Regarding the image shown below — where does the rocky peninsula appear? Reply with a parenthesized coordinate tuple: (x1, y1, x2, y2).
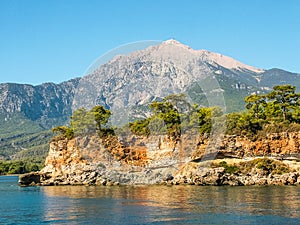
(19, 131, 300, 186)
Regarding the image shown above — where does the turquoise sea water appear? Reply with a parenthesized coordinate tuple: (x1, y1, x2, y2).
(1, 176, 300, 224)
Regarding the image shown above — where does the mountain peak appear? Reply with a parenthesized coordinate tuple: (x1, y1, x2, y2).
(163, 39, 183, 45)
(161, 39, 192, 50)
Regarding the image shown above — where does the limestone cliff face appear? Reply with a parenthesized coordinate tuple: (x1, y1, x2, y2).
(190, 132, 300, 160)
(38, 135, 181, 185)
(19, 132, 300, 186)
(219, 132, 300, 158)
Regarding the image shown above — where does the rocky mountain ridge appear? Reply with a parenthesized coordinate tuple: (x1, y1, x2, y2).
(0, 78, 80, 127)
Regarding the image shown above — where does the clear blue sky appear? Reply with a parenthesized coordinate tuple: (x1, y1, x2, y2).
(1, 0, 299, 85)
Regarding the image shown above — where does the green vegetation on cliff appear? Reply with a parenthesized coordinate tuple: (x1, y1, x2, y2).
(129, 94, 223, 137)
(52, 105, 113, 140)
(129, 85, 300, 139)
(216, 158, 291, 175)
(52, 84, 300, 142)
(226, 84, 300, 138)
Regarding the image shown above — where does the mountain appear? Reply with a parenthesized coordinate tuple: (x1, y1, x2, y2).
(0, 79, 79, 160)
(0, 79, 80, 126)
(73, 39, 300, 118)
(1, 39, 300, 160)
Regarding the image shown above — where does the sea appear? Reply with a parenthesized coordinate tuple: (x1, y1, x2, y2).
(1, 176, 300, 225)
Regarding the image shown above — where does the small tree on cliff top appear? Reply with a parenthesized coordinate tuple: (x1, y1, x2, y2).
(69, 106, 111, 136)
(150, 99, 181, 137)
(92, 105, 111, 131)
(267, 85, 300, 121)
(244, 94, 266, 119)
(70, 108, 94, 134)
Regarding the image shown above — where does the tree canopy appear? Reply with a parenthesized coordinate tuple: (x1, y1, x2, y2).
(130, 94, 223, 138)
(52, 84, 300, 141)
(267, 84, 300, 120)
(52, 105, 112, 139)
(243, 84, 300, 122)
(227, 84, 300, 137)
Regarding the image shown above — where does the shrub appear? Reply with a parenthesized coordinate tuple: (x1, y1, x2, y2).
(240, 158, 291, 175)
(218, 161, 240, 174)
(129, 119, 150, 136)
(52, 126, 74, 140)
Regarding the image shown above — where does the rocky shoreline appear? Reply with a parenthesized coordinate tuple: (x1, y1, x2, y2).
(19, 132, 300, 187)
(19, 160, 300, 187)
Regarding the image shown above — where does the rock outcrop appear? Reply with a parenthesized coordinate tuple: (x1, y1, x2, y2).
(170, 162, 300, 186)
(19, 172, 41, 186)
(19, 132, 300, 186)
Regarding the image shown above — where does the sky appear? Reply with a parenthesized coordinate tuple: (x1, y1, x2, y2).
(0, 0, 300, 85)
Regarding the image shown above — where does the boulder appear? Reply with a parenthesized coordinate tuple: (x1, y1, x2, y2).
(19, 172, 41, 186)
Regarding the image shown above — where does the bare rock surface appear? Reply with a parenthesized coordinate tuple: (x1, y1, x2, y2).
(19, 132, 300, 186)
